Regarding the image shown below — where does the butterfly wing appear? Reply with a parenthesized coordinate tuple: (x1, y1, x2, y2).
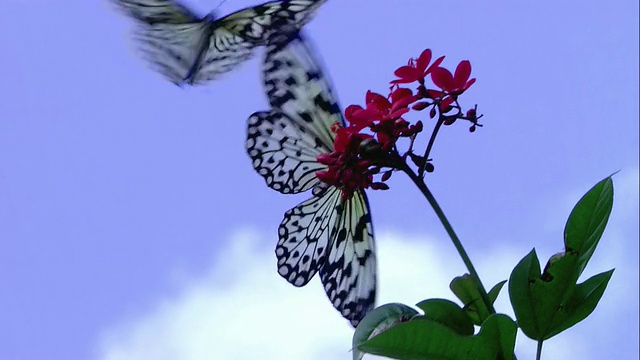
(191, 1, 327, 84)
(113, 0, 217, 84)
(319, 189, 376, 327)
(277, 186, 341, 286)
(262, 31, 344, 132)
(187, 27, 256, 85)
(111, 0, 200, 24)
(218, 0, 327, 43)
(246, 32, 341, 193)
(133, 22, 212, 84)
(248, 32, 377, 326)
(246, 111, 331, 194)
(278, 186, 376, 327)
(114, 0, 325, 85)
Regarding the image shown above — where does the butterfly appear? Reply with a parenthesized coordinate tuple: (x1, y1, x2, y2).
(245, 31, 376, 327)
(111, 0, 325, 85)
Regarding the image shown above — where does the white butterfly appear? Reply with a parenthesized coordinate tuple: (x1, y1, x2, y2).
(246, 32, 376, 326)
(112, 0, 325, 85)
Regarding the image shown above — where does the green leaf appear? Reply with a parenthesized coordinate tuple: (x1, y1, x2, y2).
(352, 303, 418, 360)
(509, 249, 614, 340)
(564, 176, 614, 276)
(509, 250, 575, 339)
(416, 299, 474, 336)
(450, 274, 490, 325)
(508, 249, 543, 338)
(543, 269, 614, 338)
(488, 280, 507, 304)
(357, 314, 517, 360)
(509, 177, 616, 340)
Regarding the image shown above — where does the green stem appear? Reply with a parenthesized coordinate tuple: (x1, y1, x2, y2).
(536, 340, 543, 360)
(417, 118, 444, 177)
(400, 161, 495, 314)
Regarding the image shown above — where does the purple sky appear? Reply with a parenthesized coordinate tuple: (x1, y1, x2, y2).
(1, 0, 638, 359)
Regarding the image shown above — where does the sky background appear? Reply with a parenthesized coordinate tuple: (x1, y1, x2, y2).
(1, 0, 638, 359)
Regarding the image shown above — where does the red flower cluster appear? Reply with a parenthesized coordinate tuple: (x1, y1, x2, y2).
(345, 89, 423, 151)
(315, 48, 479, 200)
(316, 124, 387, 201)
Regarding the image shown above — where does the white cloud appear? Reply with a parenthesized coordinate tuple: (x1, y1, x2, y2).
(95, 192, 638, 360)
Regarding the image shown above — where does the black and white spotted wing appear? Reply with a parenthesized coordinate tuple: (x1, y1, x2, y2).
(246, 111, 332, 194)
(246, 32, 376, 326)
(318, 189, 375, 326)
(277, 186, 376, 326)
(112, 0, 326, 85)
(111, 0, 199, 24)
(246, 32, 342, 194)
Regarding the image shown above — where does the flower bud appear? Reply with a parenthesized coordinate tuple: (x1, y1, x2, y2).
(370, 182, 390, 190)
(466, 108, 477, 119)
(425, 162, 435, 173)
(412, 101, 430, 111)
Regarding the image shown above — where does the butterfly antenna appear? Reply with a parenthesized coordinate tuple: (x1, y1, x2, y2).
(211, 0, 228, 13)
(204, 0, 227, 20)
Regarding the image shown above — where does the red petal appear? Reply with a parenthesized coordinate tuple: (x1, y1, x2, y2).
(425, 56, 445, 75)
(416, 49, 432, 72)
(453, 61, 472, 88)
(431, 67, 453, 91)
(367, 91, 389, 107)
(388, 107, 410, 119)
(346, 108, 378, 128)
(364, 90, 375, 103)
(344, 104, 364, 122)
(390, 89, 415, 112)
(399, 94, 418, 108)
(393, 66, 421, 82)
(333, 128, 352, 152)
(390, 87, 413, 102)
(464, 78, 476, 90)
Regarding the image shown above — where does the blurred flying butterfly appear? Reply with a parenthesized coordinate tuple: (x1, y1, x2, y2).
(245, 31, 377, 326)
(111, 0, 325, 85)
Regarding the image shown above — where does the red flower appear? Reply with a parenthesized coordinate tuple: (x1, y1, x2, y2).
(332, 124, 372, 152)
(372, 118, 423, 151)
(431, 60, 476, 95)
(392, 49, 445, 84)
(345, 89, 415, 128)
(315, 124, 373, 200)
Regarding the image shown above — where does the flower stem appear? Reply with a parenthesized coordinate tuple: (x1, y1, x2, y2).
(417, 118, 444, 177)
(400, 161, 495, 314)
